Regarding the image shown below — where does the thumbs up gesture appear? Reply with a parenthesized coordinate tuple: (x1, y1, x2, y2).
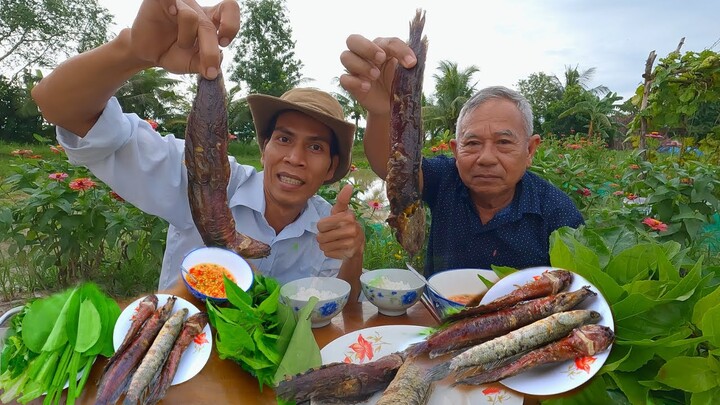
(316, 184, 365, 260)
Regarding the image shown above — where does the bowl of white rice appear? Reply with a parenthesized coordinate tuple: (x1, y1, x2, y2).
(359, 268, 425, 316)
(280, 277, 351, 328)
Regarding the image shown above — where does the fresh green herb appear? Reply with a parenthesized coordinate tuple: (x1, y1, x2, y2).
(476, 273, 496, 289)
(207, 274, 321, 391)
(0, 282, 120, 405)
(542, 225, 720, 404)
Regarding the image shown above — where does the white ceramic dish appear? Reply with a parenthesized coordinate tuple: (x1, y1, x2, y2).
(360, 268, 425, 316)
(113, 294, 212, 385)
(424, 268, 499, 317)
(480, 266, 614, 396)
(181, 246, 254, 303)
(280, 277, 351, 328)
(319, 325, 524, 405)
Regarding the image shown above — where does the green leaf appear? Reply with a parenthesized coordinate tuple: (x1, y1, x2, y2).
(656, 356, 718, 393)
(605, 244, 654, 285)
(692, 388, 720, 405)
(700, 304, 720, 346)
(21, 288, 74, 353)
(489, 265, 518, 278)
(274, 302, 297, 357)
(257, 284, 281, 315)
(74, 299, 101, 353)
(540, 376, 613, 404)
(273, 297, 321, 385)
(225, 274, 253, 309)
(608, 371, 650, 405)
(693, 285, 720, 328)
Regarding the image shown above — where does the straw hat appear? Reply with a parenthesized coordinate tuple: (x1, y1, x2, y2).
(247, 88, 355, 184)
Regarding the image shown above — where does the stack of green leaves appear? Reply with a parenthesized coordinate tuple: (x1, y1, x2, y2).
(0, 282, 120, 404)
(206, 274, 321, 391)
(529, 225, 720, 405)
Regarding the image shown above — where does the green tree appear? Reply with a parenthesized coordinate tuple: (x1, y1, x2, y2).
(114, 68, 187, 128)
(0, 71, 48, 143)
(0, 0, 112, 79)
(423, 60, 479, 139)
(517, 72, 563, 133)
(230, 0, 303, 96)
(628, 49, 720, 143)
(228, 0, 303, 141)
(559, 92, 623, 139)
(557, 64, 609, 96)
(332, 78, 366, 142)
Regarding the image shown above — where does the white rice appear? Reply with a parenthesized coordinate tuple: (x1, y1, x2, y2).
(291, 287, 338, 301)
(375, 276, 411, 290)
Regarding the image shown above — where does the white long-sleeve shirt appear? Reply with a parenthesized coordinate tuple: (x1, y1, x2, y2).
(57, 98, 341, 290)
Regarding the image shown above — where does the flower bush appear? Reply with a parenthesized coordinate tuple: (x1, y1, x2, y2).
(0, 152, 168, 296)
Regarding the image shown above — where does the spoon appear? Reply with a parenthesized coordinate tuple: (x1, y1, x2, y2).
(182, 267, 199, 284)
(405, 262, 441, 296)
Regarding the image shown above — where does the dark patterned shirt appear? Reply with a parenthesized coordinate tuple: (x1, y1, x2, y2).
(421, 155, 584, 276)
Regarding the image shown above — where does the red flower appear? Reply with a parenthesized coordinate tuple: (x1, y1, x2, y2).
(348, 334, 374, 361)
(343, 356, 352, 364)
(630, 164, 640, 170)
(48, 172, 69, 181)
(482, 386, 502, 395)
(626, 193, 638, 201)
(368, 200, 382, 210)
(646, 132, 663, 139)
(567, 143, 582, 150)
(643, 217, 668, 232)
(10, 149, 33, 157)
(69, 177, 97, 191)
(574, 356, 597, 373)
(228, 133, 237, 140)
(109, 191, 125, 202)
(145, 119, 159, 130)
(438, 143, 449, 150)
(29, 155, 42, 159)
(577, 188, 591, 197)
(431, 146, 439, 152)
(49, 145, 65, 154)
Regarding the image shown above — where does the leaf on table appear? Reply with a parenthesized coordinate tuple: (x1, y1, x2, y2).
(273, 297, 321, 385)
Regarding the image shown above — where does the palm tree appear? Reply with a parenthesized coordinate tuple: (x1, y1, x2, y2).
(559, 92, 623, 138)
(423, 60, 479, 139)
(115, 68, 185, 123)
(333, 78, 367, 142)
(556, 65, 610, 96)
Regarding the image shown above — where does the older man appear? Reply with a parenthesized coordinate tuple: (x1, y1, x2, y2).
(31, 0, 365, 297)
(340, 35, 583, 275)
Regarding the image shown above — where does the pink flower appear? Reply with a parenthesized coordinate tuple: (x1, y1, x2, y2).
(69, 177, 97, 191)
(368, 200, 382, 210)
(626, 193, 638, 201)
(613, 190, 624, 196)
(646, 132, 663, 139)
(228, 133, 237, 140)
(349, 164, 358, 172)
(49, 145, 65, 154)
(48, 172, 69, 181)
(577, 188, 591, 197)
(643, 217, 668, 232)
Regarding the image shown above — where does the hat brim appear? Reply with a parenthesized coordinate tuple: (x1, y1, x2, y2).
(247, 94, 355, 184)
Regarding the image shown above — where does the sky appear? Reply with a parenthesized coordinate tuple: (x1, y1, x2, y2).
(98, 0, 720, 102)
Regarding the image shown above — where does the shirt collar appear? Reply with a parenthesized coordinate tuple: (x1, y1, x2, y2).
(457, 170, 542, 218)
(227, 171, 323, 236)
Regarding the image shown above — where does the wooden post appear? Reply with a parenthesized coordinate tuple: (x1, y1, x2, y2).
(639, 50, 657, 155)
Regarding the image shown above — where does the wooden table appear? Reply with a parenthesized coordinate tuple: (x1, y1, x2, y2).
(71, 283, 440, 405)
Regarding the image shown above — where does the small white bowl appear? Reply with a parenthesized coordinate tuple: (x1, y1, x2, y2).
(181, 246, 254, 303)
(360, 268, 425, 316)
(280, 277, 351, 328)
(426, 268, 499, 316)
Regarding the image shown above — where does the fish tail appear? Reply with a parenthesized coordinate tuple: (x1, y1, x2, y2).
(426, 361, 452, 382)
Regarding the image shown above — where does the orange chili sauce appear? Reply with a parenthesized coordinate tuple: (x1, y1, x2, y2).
(448, 294, 476, 305)
(187, 263, 237, 298)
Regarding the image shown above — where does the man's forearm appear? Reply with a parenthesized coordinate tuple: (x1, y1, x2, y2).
(363, 112, 392, 180)
(31, 29, 152, 137)
(337, 253, 364, 303)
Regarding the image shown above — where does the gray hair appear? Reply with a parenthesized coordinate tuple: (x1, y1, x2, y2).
(455, 86, 534, 139)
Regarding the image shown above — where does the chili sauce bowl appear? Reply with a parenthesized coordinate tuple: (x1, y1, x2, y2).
(181, 246, 254, 304)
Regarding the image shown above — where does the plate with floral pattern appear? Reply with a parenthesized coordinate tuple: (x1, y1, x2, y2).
(320, 325, 524, 405)
(480, 267, 615, 396)
(113, 294, 212, 385)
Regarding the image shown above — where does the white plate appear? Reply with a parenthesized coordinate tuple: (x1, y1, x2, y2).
(113, 294, 212, 385)
(320, 325, 523, 405)
(480, 267, 615, 396)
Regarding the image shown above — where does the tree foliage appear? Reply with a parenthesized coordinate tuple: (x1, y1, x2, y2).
(0, 71, 48, 143)
(228, 0, 303, 141)
(629, 49, 720, 142)
(230, 0, 303, 96)
(0, 0, 113, 79)
(114, 68, 187, 130)
(423, 60, 479, 139)
(517, 72, 563, 132)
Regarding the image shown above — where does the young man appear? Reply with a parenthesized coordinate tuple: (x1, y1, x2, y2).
(339, 34, 583, 275)
(31, 0, 364, 297)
